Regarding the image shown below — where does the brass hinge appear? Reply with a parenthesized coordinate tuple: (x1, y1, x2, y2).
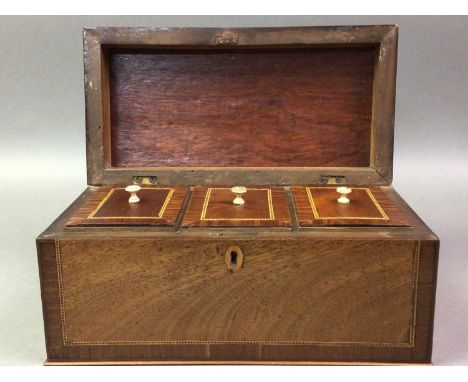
(133, 176, 158, 185)
(321, 175, 346, 185)
(215, 32, 239, 45)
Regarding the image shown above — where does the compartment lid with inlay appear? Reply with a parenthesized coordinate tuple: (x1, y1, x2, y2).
(182, 186, 291, 228)
(66, 186, 188, 227)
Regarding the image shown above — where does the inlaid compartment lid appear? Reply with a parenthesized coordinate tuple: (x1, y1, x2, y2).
(292, 186, 410, 227)
(84, 26, 398, 186)
(67, 186, 188, 227)
(182, 186, 291, 227)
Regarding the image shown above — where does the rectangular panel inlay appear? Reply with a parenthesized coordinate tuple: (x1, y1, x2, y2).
(201, 188, 274, 221)
(66, 186, 188, 227)
(89, 188, 174, 219)
(183, 187, 291, 227)
(55, 239, 420, 346)
(306, 187, 388, 220)
(292, 186, 411, 227)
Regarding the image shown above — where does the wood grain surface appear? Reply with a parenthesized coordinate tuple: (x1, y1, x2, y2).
(55, 239, 418, 346)
(66, 186, 188, 226)
(183, 187, 291, 227)
(292, 186, 410, 227)
(108, 48, 374, 168)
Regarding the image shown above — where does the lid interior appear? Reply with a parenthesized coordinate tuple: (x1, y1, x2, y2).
(84, 27, 398, 185)
(107, 47, 375, 169)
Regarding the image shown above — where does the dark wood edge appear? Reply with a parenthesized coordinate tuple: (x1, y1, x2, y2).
(89, 167, 387, 187)
(83, 25, 398, 186)
(285, 187, 300, 231)
(371, 26, 398, 183)
(83, 30, 104, 186)
(411, 239, 439, 363)
(36, 240, 55, 361)
(420, 239, 440, 362)
(84, 25, 397, 46)
(175, 187, 193, 231)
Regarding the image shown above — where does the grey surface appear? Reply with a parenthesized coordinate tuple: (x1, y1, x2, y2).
(0, 16, 466, 365)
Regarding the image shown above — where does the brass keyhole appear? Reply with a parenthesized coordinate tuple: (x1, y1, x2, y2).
(225, 245, 243, 271)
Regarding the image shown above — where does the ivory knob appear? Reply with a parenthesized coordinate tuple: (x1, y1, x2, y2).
(336, 187, 352, 204)
(125, 184, 142, 204)
(231, 186, 247, 205)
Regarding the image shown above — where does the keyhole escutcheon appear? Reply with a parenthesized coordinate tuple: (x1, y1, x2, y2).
(225, 245, 244, 271)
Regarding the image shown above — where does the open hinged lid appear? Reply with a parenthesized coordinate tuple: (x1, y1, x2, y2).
(83, 25, 398, 186)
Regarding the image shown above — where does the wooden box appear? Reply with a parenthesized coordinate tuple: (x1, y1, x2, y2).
(37, 26, 439, 365)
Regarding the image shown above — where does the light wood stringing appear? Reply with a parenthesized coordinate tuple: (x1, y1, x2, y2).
(55, 238, 420, 347)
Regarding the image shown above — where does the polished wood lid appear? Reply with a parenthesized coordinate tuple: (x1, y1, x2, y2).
(84, 26, 398, 186)
(183, 186, 291, 227)
(292, 186, 410, 227)
(66, 186, 187, 226)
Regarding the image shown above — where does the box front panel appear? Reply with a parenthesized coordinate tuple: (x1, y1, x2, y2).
(54, 238, 418, 349)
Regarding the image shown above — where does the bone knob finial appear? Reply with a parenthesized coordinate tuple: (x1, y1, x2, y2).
(231, 186, 247, 205)
(336, 187, 352, 204)
(125, 184, 142, 204)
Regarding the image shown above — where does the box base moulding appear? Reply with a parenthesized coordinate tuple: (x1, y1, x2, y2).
(44, 359, 432, 366)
